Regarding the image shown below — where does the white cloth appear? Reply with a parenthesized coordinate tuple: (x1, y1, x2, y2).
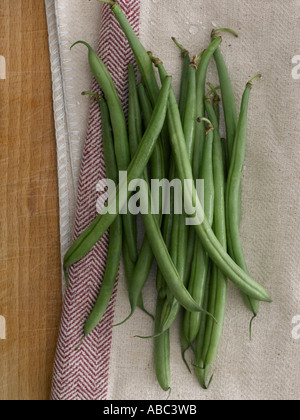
(46, 0, 300, 400)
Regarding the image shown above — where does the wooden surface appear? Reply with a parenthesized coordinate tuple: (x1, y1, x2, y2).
(0, 1, 62, 400)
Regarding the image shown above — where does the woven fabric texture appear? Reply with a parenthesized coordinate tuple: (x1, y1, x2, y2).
(46, 0, 300, 400)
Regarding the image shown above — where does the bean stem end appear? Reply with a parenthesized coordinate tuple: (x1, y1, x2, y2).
(211, 28, 238, 39)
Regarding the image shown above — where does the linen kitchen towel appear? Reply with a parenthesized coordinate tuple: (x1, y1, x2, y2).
(46, 0, 300, 400)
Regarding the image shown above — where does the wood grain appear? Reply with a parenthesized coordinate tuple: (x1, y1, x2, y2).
(0, 0, 62, 400)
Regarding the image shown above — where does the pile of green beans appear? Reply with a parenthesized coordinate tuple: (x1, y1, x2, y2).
(67, 0, 271, 391)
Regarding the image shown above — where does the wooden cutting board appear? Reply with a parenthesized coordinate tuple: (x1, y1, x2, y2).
(0, 1, 62, 400)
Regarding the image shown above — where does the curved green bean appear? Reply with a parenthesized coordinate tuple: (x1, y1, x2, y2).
(226, 75, 262, 319)
(122, 238, 154, 321)
(84, 96, 122, 337)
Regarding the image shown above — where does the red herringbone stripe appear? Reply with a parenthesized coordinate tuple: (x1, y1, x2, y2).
(51, 0, 141, 401)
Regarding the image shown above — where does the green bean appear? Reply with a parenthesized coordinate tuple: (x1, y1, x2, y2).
(195, 99, 228, 388)
(193, 37, 222, 179)
(123, 80, 165, 321)
(101, 1, 160, 104)
(160, 225, 186, 330)
(72, 41, 137, 265)
(159, 210, 182, 328)
(192, 264, 211, 378)
(137, 83, 165, 184)
(84, 220, 122, 336)
(183, 56, 198, 162)
(211, 28, 238, 164)
(180, 313, 192, 374)
(155, 40, 190, 321)
(195, 265, 218, 388)
(183, 120, 215, 344)
(122, 239, 153, 320)
(183, 58, 198, 280)
(172, 37, 190, 120)
(155, 160, 176, 301)
(128, 64, 142, 158)
(160, 207, 186, 332)
(154, 296, 170, 392)
(202, 264, 218, 360)
(207, 83, 221, 126)
(83, 96, 122, 337)
(210, 35, 257, 319)
(149, 56, 270, 303)
(100, 0, 173, 172)
(140, 189, 210, 313)
(226, 75, 262, 320)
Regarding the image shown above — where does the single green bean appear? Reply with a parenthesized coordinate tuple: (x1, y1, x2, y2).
(172, 37, 190, 120)
(182, 59, 198, 282)
(160, 215, 187, 332)
(196, 99, 228, 388)
(183, 57, 198, 162)
(128, 63, 142, 158)
(180, 315, 192, 374)
(193, 264, 212, 375)
(226, 75, 262, 320)
(137, 84, 165, 184)
(84, 96, 122, 337)
(211, 28, 238, 164)
(154, 296, 170, 392)
(122, 239, 153, 321)
(101, 1, 160, 104)
(207, 83, 221, 127)
(196, 264, 218, 387)
(193, 37, 222, 179)
(72, 41, 137, 264)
